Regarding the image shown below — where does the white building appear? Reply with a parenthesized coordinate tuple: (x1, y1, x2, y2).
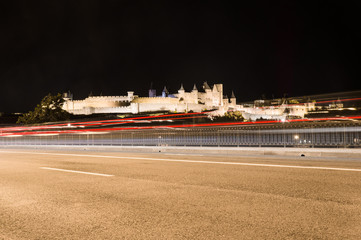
(236, 100, 316, 121)
(62, 82, 316, 120)
(62, 82, 237, 115)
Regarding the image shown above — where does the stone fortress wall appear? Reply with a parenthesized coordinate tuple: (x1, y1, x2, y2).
(62, 82, 315, 120)
(132, 97, 179, 104)
(62, 82, 231, 115)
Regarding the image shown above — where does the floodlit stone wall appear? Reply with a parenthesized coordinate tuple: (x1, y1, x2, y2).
(132, 97, 179, 104)
(62, 83, 234, 115)
(238, 104, 311, 121)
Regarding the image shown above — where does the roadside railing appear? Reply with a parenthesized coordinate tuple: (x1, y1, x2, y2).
(1, 122, 361, 148)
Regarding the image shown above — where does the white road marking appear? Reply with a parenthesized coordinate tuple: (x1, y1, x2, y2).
(40, 167, 114, 177)
(1, 150, 361, 172)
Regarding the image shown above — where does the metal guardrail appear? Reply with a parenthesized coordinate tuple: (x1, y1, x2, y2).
(1, 122, 361, 148)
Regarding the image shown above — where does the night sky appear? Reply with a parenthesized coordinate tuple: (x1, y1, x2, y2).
(1, 0, 360, 113)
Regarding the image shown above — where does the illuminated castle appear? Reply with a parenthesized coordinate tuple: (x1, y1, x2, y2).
(62, 82, 237, 115)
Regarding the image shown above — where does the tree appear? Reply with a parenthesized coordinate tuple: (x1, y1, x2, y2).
(224, 111, 244, 121)
(17, 93, 71, 124)
(211, 111, 245, 122)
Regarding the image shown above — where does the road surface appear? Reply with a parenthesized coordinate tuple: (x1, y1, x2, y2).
(1, 148, 361, 239)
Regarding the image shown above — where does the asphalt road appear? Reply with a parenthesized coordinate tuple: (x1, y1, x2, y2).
(1, 148, 361, 239)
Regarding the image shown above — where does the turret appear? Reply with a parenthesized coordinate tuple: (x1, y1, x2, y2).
(178, 83, 185, 94)
(203, 81, 211, 93)
(212, 83, 223, 106)
(223, 95, 229, 106)
(63, 91, 73, 101)
(162, 86, 169, 97)
(212, 84, 219, 92)
(149, 82, 156, 97)
(149, 89, 156, 97)
(230, 91, 236, 106)
(178, 83, 185, 101)
(127, 91, 134, 100)
(192, 84, 198, 92)
(62, 91, 73, 112)
(192, 84, 198, 104)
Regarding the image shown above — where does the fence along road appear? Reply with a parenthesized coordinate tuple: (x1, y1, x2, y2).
(1, 121, 361, 148)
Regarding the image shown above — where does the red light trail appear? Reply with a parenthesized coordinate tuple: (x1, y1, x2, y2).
(1, 115, 361, 137)
(0, 113, 207, 136)
(255, 96, 361, 109)
(1, 96, 361, 137)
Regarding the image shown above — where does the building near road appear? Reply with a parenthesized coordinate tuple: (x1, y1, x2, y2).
(62, 82, 237, 115)
(239, 103, 315, 121)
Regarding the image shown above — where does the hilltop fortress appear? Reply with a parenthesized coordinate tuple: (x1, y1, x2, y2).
(62, 81, 318, 121)
(62, 82, 237, 115)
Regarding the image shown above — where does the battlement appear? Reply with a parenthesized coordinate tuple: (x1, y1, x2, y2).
(62, 82, 235, 115)
(85, 96, 132, 101)
(132, 97, 179, 104)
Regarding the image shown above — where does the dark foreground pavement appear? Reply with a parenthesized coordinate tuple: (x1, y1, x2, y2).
(1, 148, 361, 239)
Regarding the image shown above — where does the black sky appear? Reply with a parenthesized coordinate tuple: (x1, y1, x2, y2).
(1, 0, 360, 113)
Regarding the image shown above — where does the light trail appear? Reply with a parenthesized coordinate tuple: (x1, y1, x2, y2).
(1, 115, 361, 137)
(255, 96, 361, 109)
(3, 96, 360, 134)
(0, 115, 207, 135)
(66, 111, 207, 126)
(315, 97, 361, 104)
(2, 96, 360, 136)
(0, 112, 207, 134)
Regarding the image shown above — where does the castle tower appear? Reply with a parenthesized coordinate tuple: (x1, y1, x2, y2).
(62, 91, 73, 112)
(203, 82, 212, 106)
(149, 82, 156, 97)
(62, 91, 73, 101)
(178, 83, 185, 100)
(212, 84, 223, 106)
(191, 84, 198, 104)
(212, 84, 219, 92)
(230, 91, 236, 106)
(149, 89, 156, 97)
(192, 84, 198, 91)
(223, 95, 229, 106)
(203, 82, 211, 93)
(162, 86, 169, 97)
(127, 91, 134, 101)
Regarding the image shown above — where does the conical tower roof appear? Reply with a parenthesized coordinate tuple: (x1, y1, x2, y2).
(203, 81, 211, 90)
(179, 83, 184, 91)
(231, 91, 235, 98)
(192, 84, 198, 91)
(212, 84, 219, 92)
(163, 86, 168, 93)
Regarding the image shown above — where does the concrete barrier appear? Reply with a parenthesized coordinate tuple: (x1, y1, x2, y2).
(1, 145, 361, 159)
